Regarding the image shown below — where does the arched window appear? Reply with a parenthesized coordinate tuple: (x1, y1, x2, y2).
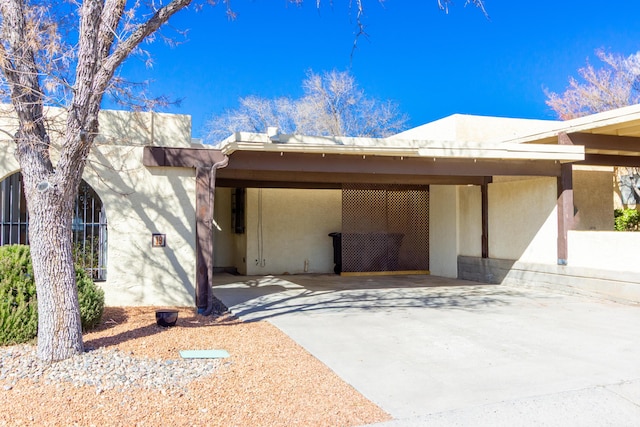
(0, 172, 108, 281)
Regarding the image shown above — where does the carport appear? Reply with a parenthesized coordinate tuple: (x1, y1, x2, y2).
(143, 131, 583, 312)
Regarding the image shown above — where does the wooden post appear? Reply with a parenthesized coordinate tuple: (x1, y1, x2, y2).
(142, 147, 228, 311)
(195, 166, 213, 311)
(481, 177, 491, 258)
(557, 133, 575, 265)
(557, 163, 574, 265)
(195, 155, 228, 312)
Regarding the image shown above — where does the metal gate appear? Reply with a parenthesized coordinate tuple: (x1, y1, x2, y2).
(341, 184, 429, 273)
(0, 172, 108, 281)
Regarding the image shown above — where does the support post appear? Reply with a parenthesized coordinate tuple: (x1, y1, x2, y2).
(194, 154, 229, 312)
(557, 163, 574, 265)
(557, 133, 576, 265)
(195, 166, 213, 311)
(481, 177, 491, 259)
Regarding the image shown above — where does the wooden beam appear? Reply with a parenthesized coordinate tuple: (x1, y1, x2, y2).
(145, 145, 565, 178)
(217, 179, 342, 189)
(579, 154, 640, 167)
(216, 169, 489, 187)
(143, 146, 228, 168)
(222, 151, 564, 178)
(562, 132, 640, 154)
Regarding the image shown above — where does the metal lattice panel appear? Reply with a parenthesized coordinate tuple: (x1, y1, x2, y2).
(342, 184, 429, 273)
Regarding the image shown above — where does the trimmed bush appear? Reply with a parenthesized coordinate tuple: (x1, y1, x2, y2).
(76, 265, 104, 331)
(0, 245, 104, 345)
(614, 208, 640, 231)
(0, 245, 37, 345)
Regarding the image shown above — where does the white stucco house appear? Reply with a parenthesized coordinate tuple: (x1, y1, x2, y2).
(1, 103, 640, 309)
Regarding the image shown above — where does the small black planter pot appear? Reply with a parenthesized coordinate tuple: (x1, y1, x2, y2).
(155, 310, 178, 327)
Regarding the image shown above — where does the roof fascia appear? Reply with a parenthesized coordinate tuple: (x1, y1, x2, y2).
(503, 104, 640, 144)
(221, 139, 584, 162)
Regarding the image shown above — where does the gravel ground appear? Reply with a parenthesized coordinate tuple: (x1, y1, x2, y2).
(0, 307, 390, 426)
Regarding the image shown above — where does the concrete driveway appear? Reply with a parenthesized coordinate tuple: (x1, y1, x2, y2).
(211, 274, 640, 426)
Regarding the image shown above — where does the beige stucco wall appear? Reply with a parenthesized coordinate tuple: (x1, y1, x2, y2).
(429, 185, 458, 277)
(0, 105, 192, 148)
(573, 166, 614, 231)
(395, 114, 560, 143)
(95, 155, 196, 307)
(488, 177, 557, 264)
(568, 230, 640, 273)
(457, 185, 482, 257)
(243, 188, 341, 276)
(0, 107, 198, 307)
(85, 111, 196, 306)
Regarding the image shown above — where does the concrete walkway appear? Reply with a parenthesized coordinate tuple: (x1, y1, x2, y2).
(211, 274, 640, 426)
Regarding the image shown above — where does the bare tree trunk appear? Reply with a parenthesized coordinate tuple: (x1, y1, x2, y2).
(29, 190, 83, 362)
(18, 151, 84, 362)
(1, 0, 192, 362)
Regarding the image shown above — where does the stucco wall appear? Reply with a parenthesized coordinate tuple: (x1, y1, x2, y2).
(244, 188, 341, 275)
(568, 230, 640, 272)
(95, 154, 196, 306)
(457, 185, 482, 257)
(77, 120, 197, 306)
(488, 177, 557, 264)
(573, 166, 614, 231)
(0, 106, 192, 148)
(0, 107, 198, 307)
(395, 114, 559, 143)
(429, 185, 458, 277)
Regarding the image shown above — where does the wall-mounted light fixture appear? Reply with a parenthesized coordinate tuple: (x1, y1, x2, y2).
(152, 233, 166, 247)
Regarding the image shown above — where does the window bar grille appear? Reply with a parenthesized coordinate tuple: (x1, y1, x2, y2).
(9, 176, 14, 244)
(98, 209, 107, 281)
(1, 173, 107, 281)
(1, 174, 27, 246)
(1, 177, 6, 246)
(89, 193, 95, 279)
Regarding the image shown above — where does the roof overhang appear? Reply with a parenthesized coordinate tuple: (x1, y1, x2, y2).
(506, 104, 640, 147)
(212, 133, 584, 189)
(221, 140, 583, 162)
(146, 101, 640, 189)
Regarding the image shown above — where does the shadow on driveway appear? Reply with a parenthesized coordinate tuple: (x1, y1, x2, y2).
(212, 273, 640, 421)
(211, 273, 552, 322)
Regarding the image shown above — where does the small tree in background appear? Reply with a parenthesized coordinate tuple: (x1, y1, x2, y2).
(545, 49, 640, 119)
(206, 70, 409, 142)
(545, 49, 640, 210)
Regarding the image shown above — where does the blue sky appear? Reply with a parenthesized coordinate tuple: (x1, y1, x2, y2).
(115, 1, 640, 140)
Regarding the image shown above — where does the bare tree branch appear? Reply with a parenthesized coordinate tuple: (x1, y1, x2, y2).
(95, 0, 192, 96)
(545, 49, 640, 120)
(206, 69, 408, 142)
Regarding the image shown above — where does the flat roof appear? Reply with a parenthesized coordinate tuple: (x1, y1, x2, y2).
(219, 133, 584, 163)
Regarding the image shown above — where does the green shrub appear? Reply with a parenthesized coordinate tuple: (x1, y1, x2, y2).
(0, 245, 37, 345)
(75, 265, 104, 331)
(0, 245, 104, 345)
(614, 208, 640, 231)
